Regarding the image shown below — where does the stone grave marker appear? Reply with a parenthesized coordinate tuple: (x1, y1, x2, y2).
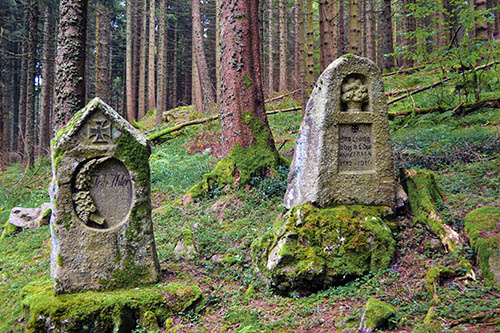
(50, 97, 160, 293)
(284, 55, 395, 208)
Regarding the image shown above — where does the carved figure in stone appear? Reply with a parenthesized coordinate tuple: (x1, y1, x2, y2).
(341, 76, 368, 112)
(73, 158, 107, 227)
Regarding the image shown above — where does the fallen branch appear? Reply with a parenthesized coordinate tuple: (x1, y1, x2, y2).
(388, 97, 500, 119)
(385, 86, 421, 97)
(149, 106, 303, 142)
(387, 61, 498, 105)
(383, 65, 426, 77)
(265, 89, 300, 103)
(448, 307, 500, 328)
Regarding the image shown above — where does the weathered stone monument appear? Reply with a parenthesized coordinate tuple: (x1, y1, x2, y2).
(284, 55, 395, 209)
(252, 56, 396, 293)
(50, 97, 160, 293)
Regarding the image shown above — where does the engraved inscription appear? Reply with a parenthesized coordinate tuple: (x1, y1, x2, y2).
(88, 119, 112, 143)
(338, 124, 374, 172)
(72, 158, 133, 229)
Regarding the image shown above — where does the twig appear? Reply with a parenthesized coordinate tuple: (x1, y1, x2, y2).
(448, 307, 500, 328)
(265, 89, 300, 103)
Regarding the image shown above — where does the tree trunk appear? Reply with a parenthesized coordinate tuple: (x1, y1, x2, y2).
(339, 0, 345, 55)
(348, 0, 361, 55)
(11, 44, 20, 153)
(192, 0, 215, 114)
(149, 0, 157, 119)
(173, 2, 179, 108)
(25, 0, 38, 167)
(402, 0, 415, 67)
(0, 33, 5, 170)
(138, 0, 147, 119)
(268, 0, 274, 94)
(157, 0, 167, 125)
(40, 4, 56, 156)
(18, 40, 27, 157)
(95, 0, 111, 103)
(298, 0, 306, 114)
(278, 0, 287, 92)
(219, 0, 277, 156)
(54, 0, 88, 131)
(474, 0, 488, 40)
(377, 0, 394, 70)
(126, 0, 136, 122)
(293, 1, 299, 90)
(215, 0, 221, 104)
(306, 0, 315, 87)
(366, 0, 375, 61)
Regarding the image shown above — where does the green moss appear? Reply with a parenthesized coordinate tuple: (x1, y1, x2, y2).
(182, 228, 194, 247)
(464, 206, 500, 285)
(114, 131, 150, 189)
(186, 112, 283, 199)
(405, 169, 457, 252)
(56, 254, 64, 267)
(252, 204, 395, 292)
(140, 310, 159, 331)
(39, 207, 51, 227)
(244, 75, 252, 88)
(0, 220, 20, 239)
(362, 298, 396, 330)
(341, 53, 355, 58)
(422, 305, 443, 332)
(22, 279, 202, 332)
(425, 265, 454, 299)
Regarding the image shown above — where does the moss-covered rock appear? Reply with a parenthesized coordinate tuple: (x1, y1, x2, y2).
(22, 279, 203, 332)
(173, 228, 198, 259)
(464, 206, 500, 286)
(185, 112, 287, 199)
(251, 204, 395, 293)
(359, 298, 397, 331)
(425, 265, 455, 301)
(405, 169, 460, 253)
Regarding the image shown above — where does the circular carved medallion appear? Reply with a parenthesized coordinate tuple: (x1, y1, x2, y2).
(72, 157, 133, 229)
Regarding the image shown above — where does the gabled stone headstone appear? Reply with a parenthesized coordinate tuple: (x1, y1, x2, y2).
(284, 55, 395, 208)
(50, 97, 160, 293)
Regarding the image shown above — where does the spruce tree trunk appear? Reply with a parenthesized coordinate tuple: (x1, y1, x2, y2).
(192, 0, 215, 114)
(95, 0, 111, 103)
(157, 0, 167, 124)
(25, 0, 38, 167)
(11, 45, 20, 154)
(402, 0, 415, 67)
(54, 0, 88, 131)
(138, 0, 147, 120)
(268, 0, 274, 94)
(306, 0, 315, 87)
(293, 1, 299, 90)
(381, 0, 394, 70)
(219, 0, 277, 156)
(319, 0, 338, 71)
(18, 41, 27, 156)
(215, 0, 221, 104)
(348, 0, 361, 55)
(0, 36, 5, 170)
(278, 0, 287, 92)
(149, 0, 157, 119)
(339, 0, 345, 55)
(126, 0, 136, 122)
(40, 4, 56, 155)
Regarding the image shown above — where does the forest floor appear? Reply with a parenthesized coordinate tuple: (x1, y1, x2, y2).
(1, 67, 499, 332)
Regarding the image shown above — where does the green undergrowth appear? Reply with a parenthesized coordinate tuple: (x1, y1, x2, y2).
(1, 67, 499, 331)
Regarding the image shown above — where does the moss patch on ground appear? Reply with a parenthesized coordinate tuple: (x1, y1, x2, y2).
(464, 206, 500, 286)
(252, 204, 395, 293)
(22, 279, 203, 332)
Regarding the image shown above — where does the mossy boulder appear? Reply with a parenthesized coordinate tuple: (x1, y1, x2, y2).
(359, 298, 397, 331)
(464, 206, 500, 286)
(22, 279, 203, 332)
(252, 204, 395, 293)
(405, 169, 460, 253)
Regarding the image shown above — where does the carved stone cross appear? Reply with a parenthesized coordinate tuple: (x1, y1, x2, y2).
(89, 119, 111, 143)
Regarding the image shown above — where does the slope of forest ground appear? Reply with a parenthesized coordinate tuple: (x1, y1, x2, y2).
(0, 67, 499, 332)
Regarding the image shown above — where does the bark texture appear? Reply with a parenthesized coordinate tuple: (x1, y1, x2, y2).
(278, 0, 287, 92)
(219, 0, 276, 155)
(348, 0, 361, 55)
(138, 0, 148, 120)
(95, 0, 111, 103)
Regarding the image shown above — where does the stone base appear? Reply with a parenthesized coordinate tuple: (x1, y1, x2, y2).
(22, 279, 203, 332)
(251, 204, 395, 293)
